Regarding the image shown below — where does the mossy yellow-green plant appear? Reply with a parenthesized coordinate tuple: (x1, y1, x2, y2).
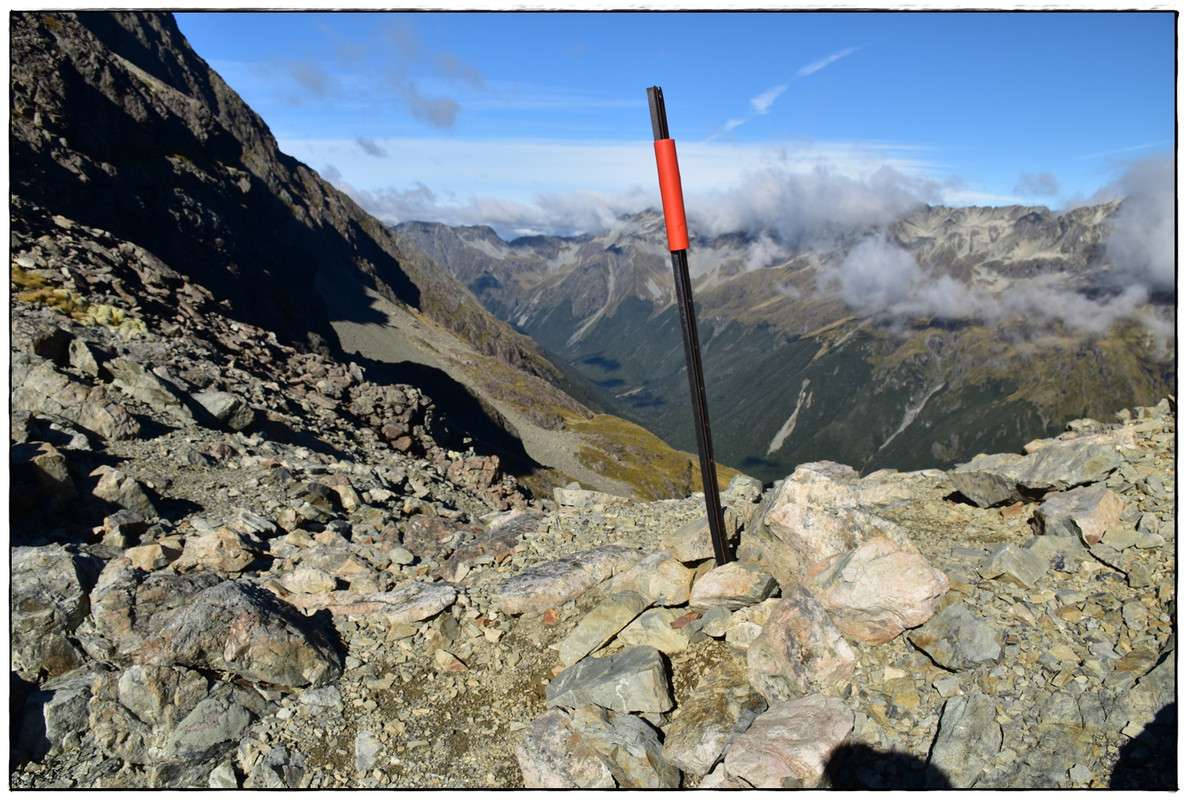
(569, 412, 742, 502)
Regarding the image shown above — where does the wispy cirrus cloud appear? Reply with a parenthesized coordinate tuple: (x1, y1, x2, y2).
(709, 45, 862, 140)
(750, 84, 788, 115)
(796, 45, 859, 77)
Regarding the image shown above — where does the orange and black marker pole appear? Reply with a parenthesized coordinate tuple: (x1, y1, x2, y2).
(647, 85, 732, 566)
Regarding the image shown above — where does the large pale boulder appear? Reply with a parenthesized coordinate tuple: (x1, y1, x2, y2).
(737, 461, 909, 589)
(723, 693, 854, 788)
(801, 536, 949, 644)
(746, 585, 856, 705)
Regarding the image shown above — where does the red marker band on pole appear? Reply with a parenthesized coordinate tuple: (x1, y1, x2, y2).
(652, 138, 689, 252)
(647, 85, 732, 566)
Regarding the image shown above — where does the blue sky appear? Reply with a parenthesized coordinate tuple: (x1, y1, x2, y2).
(175, 10, 1175, 239)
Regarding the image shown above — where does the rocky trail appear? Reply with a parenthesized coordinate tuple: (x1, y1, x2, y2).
(9, 208, 1177, 789)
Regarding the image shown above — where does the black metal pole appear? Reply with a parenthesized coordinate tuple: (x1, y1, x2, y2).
(647, 86, 732, 566)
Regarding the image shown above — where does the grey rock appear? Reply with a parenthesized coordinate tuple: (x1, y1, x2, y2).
(979, 542, 1049, 587)
(89, 465, 159, 520)
(928, 693, 1002, 787)
(166, 690, 255, 761)
(68, 337, 101, 376)
(617, 607, 694, 655)
(11, 354, 140, 440)
(11, 544, 94, 680)
(546, 646, 674, 714)
(299, 685, 344, 709)
(1008, 442, 1122, 496)
(517, 704, 677, 788)
(192, 389, 255, 431)
(246, 745, 306, 788)
(18, 665, 107, 761)
(117, 664, 211, 730)
(208, 761, 240, 789)
(133, 580, 343, 689)
(515, 707, 615, 788)
(88, 562, 224, 660)
(354, 730, 382, 772)
(949, 452, 1026, 507)
(908, 603, 1002, 671)
(1025, 534, 1090, 573)
(106, 356, 193, 423)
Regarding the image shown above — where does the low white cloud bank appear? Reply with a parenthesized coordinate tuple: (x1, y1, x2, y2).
(1096, 151, 1174, 294)
(813, 151, 1174, 347)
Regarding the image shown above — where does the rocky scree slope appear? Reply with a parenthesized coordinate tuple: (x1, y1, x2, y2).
(9, 10, 715, 502)
(9, 247, 1176, 787)
(396, 204, 1173, 482)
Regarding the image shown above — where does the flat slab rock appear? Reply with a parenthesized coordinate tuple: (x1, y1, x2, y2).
(495, 545, 646, 617)
(284, 580, 457, 625)
(545, 645, 674, 714)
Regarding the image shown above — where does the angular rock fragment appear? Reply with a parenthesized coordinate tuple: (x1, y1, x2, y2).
(191, 389, 255, 431)
(723, 693, 854, 788)
(979, 542, 1049, 588)
(689, 560, 778, 612)
(17, 665, 106, 762)
(11, 354, 140, 440)
(516, 707, 615, 788)
(284, 580, 457, 626)
(106, 357, 192, 423)
(802, 536, 949, 643)
(662, 655, 767, 777)
(746, 585, 856, 705)
(949, 452, 1026, 507)
(607, 550, 696, 606)
(1025, 533, 1091, 573)
(546, 646, 674, 714)
(557, 591, 647, 666)
(1035, 485, 1126, 546)
(89, 465, 159, 520)
(662, 516, 740, 563)
(171, 526, 268, 575)
(518, 704, 678, 789)
(617, 607, 694, 655)
(1008, 441, 1122, 496)
(927, 693, 1002, 787)
(908, 603, 1002, 671)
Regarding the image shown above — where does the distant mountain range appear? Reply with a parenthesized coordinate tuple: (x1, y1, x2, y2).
(9, 10, 731, 501)
(396, 202, 1175, 482)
